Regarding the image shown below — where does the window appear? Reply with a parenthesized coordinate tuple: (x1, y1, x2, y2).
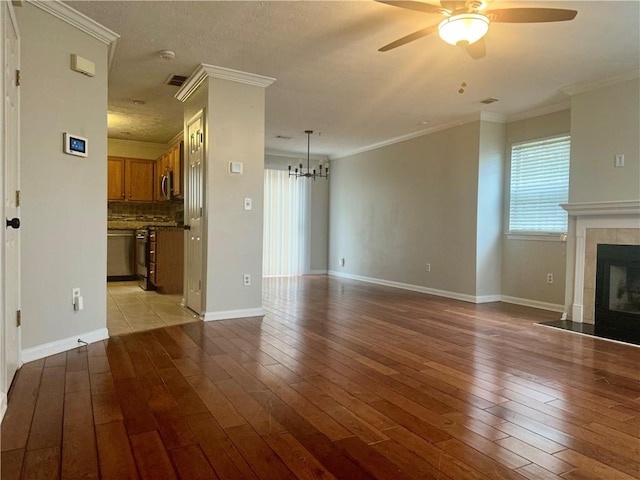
(509, 135, 570, 234)
(263, 169, 309, 276)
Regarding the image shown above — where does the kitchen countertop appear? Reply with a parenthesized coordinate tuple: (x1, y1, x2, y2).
(108, 220, 179, 230)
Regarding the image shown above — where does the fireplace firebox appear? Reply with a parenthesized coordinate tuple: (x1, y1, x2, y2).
(595, 244, 640, 343)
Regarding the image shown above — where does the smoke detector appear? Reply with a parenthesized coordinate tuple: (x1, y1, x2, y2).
(159, 50, 176, 61)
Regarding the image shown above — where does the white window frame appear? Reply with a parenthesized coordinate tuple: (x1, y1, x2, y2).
(506, 134, 571, 242)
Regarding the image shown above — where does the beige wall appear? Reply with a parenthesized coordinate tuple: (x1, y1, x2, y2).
(107, 138, 166, 160)
(501, 110, 571, 308)
(329, 122, 481, 297)
(183, 75, 267, 318)
(476, 121, 505, 297)
(17, 4, 108, 349)
(265, 153, 329, 273)
(569, 78, 640, 203)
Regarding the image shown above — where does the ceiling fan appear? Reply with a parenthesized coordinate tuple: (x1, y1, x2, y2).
(377, 0, 577, 59)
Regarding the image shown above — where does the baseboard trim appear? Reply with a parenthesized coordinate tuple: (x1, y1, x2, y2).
(308, 270, 328, 275)
(500, 296, 564, 313)
(328, 271, 500, 304)
(21, 328, 109, 364)
(203, 308, 265, 322)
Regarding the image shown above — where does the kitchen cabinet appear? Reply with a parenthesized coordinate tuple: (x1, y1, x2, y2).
(149, 229, 183, 294)
(169, 141, 183, 197)
(108, 156, 155, 202)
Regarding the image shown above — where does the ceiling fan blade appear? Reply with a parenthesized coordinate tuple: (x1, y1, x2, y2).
(466, 37, 486, 60)
(379, 24, 439, 52)
(376, 1, 443, 15)
(486, 8, 577, 23)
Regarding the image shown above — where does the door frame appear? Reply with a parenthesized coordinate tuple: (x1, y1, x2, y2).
(1, 0, 21, 420)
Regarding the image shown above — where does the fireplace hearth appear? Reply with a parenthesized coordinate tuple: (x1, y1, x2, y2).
(594, 244, 640, 343)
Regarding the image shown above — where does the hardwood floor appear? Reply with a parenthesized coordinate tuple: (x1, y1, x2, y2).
(2, 275, 639, 479)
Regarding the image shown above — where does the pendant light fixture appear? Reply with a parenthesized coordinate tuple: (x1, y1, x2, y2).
(288, 130, 328, 180)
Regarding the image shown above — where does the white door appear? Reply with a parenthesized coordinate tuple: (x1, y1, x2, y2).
(2, 0, 21, 414)
(185, 111, 204, 313)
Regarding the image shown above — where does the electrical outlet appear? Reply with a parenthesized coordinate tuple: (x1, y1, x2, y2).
(243, 274, 251, 286)
(425, 263, 431, 272)
(615, 154, 625, 168)
(546, 273, 554, 284)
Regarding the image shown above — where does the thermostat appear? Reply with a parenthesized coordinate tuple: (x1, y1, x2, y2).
(63, 133, 88, 157)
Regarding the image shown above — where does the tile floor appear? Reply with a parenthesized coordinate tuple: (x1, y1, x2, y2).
(106, 281, 200, 335)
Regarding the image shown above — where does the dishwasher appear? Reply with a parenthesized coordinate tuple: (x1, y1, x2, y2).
(107, 230, 136, 278)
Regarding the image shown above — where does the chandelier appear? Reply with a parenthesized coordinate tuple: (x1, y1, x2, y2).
(288, 130, 328, 180)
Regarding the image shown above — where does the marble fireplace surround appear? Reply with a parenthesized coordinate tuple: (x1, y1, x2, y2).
(563, 201, 640, 324)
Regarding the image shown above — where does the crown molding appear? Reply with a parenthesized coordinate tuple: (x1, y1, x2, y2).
(506, 101, 571, 123)
(28, 0, 119, 71)
(561, 70, 640, 96)
(176, 64, 276, 102)
(331, 111, 502, 160)
(265, 150, 328, 162)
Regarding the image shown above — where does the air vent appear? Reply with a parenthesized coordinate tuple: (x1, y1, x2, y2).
(479, 97, 499, 104)
(165, 74, 188, 87)
(274, 135, 293, 140)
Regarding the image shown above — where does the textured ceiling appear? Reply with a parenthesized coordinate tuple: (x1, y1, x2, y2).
(65, 0, 640, 159)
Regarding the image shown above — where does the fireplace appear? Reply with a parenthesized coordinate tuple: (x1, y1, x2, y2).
(595, 244, 640, 342)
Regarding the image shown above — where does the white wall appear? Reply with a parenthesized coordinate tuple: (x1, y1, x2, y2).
(17, 3, 109, 351)
(329, 121, 481, 298)
(501, 110, 571, 308)
(265, 153, 329, 273)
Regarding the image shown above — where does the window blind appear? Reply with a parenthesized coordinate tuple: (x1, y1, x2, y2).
(509, 135, 570, 233)
(263, 169, 309, 276)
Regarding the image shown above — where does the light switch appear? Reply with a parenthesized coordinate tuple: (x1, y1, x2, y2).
(244, 197, 252, 210)
(615, 154, 625, 168)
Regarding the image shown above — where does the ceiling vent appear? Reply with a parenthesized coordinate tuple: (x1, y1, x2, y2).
(165, 74, 188, 87)
(274, 135, 293, 140)
(479, 97, 499, 104)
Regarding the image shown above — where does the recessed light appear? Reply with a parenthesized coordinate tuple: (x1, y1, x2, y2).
(133, 100, 146, 105)
(418, 121, 429, 126)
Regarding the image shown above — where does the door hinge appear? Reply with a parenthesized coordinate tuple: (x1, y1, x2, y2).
(16, 310, 21, 327)
(16, 190, 20, 207)
(15, 69, 20, 87)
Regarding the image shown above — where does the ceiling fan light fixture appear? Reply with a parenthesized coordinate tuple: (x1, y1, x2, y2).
(438, 13, 489, 46)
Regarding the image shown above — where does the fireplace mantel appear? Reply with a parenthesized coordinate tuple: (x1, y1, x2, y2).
(562, 200, 640, 324)
(561, 200, 640, 217)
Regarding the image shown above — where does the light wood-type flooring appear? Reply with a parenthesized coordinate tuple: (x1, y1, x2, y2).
(2, 275, 639, 479)
(107, 281, 198, 336)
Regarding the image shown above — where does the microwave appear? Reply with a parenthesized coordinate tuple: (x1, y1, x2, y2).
(160, 170, 173, 200)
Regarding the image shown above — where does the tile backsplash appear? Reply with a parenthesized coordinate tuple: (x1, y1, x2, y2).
(108, 201, 183, 224)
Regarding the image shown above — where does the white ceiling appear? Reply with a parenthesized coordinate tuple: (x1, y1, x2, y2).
(65, 0, 640, 159)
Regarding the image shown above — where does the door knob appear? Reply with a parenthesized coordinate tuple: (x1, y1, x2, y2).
(6, 217, 20, 229)
(183, 224, 191, 230)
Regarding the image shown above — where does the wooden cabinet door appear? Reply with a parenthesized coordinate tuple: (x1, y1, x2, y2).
(126, 159, 155, 201)
(107, 157, 125, 200)
(170, 142, 183, 197)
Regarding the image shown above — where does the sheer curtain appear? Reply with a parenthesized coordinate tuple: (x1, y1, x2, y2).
(263, 169, 309, 276)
